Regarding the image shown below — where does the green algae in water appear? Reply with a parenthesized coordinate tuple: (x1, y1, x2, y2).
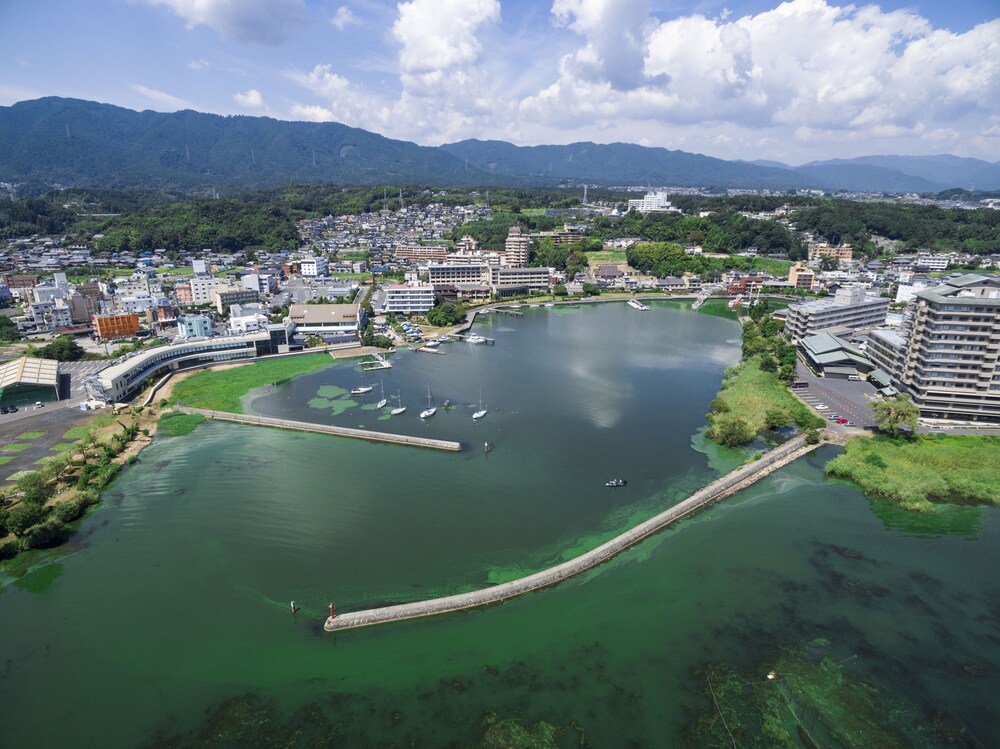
(684, 646, 924, 749)
(307, 397, 357, 415)
(316, 385, 348, 399)
(13, 563, 64, 594)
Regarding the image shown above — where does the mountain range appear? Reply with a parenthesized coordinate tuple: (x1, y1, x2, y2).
(1, 97, 998, 195)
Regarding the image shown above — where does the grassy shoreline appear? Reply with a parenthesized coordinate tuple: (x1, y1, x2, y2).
(706, 356, 824, 446)
(825, 434, 1000, 512)
(168, 353, 336, 413)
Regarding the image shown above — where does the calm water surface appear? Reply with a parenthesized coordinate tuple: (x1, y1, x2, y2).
(1, 301, 997, 747)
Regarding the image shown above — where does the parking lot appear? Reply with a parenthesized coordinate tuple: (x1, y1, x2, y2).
(792, 363, 880, 433)
(58, 361, 110, 399)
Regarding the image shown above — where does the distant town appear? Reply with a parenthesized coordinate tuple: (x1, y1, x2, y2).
(0, 186, 997, 429)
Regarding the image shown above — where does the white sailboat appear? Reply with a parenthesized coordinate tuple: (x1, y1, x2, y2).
(420, 385, 437, 419)
(472, 388, 487, 420)
(376, 379, 387, 409)
(390, 388, 406, 415)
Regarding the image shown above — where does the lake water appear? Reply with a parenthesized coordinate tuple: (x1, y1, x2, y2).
(1, 301, 997, 748)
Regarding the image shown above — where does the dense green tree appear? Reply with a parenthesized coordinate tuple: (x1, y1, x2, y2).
(5, 503, 47, 536)
(872, 395, 920, 437)
(34, 335, 85, 361)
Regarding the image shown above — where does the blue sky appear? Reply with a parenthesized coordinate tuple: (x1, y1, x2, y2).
(1, 0, 998, 163)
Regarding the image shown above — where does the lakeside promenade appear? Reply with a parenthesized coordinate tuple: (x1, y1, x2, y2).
(326, 432, 821, 632)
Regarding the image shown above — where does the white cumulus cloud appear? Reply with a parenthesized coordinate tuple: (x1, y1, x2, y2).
(145, 0, 307, 44)
(330, 6, 358, 30)
(233, 88, 265, 109)
(516, 0, 1000, 160)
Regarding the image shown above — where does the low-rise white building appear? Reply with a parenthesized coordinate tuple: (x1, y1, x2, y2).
(300, 257, 328, 277)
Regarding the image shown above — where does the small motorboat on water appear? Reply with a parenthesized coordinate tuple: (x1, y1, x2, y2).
(350, 385, 373, 395)
(466, 334, 487, 344)
(605, 479, 627, 487)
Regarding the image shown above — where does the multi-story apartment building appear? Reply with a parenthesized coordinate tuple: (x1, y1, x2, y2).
(212, 286, 260, 315)
(427, 263, 490, 285)
(188, 275, 225, 305)
(788, 262, 815, 290)
(784, 287, 888, 343)
(626, 191, 680, 213)
(176, 314, 214, 339)
(393, 245, 450, 263)
(382, 283, 435, 315)
(503, 227, 532, 268)
(809, 244, 854, 262)
(93, 312, 140, 340)
(299, 257, 328, 277)
(490, 266, 551, 296)
(895, 275, 1000, 423)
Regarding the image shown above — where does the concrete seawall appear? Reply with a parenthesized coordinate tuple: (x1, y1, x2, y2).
(177, 407, 462, 452)
(325, 433, 820, 632)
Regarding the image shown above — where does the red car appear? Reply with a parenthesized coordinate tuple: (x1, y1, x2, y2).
(836, 417, 849, 424)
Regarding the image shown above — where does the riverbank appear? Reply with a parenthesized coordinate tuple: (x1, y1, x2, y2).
(824, 433, 1000, 512)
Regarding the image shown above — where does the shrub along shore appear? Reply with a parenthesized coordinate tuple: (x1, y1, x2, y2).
(0, 407, 159, 561)
(824, 434, 1000, 512)
(706, 301, 824, 447)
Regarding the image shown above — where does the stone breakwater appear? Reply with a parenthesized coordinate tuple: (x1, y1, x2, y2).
(176, 407, 462, 452)
(326, 433, 821, 632)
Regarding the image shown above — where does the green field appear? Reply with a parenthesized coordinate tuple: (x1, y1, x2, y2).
(750, 257, 793, 275)
(170, 354, 335, 413)
(15, 432, 45, 440)
(587, 250, 627, 266)
(2, 443, 32, 452)
(825, 434, 1000, 511)
(707, 357, 824, 444)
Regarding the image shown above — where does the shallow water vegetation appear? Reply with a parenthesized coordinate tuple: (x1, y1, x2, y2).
(684, 646, 919, 748)
(825, 434, 1000, 511)
(170, 354, 334, 413)
(157, 412, 205, 437)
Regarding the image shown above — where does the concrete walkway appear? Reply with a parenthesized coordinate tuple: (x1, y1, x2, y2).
(325, 433, 821, 633)
(177, 407, 462, 452)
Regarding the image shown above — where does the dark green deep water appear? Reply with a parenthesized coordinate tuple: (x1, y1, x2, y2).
(1, 302, 998, 748)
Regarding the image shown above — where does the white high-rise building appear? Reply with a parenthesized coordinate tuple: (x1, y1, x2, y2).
(300, 257, 328, 277)
(626, 191, 680, 213)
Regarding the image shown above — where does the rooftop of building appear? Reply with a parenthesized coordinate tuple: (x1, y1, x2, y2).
(919, 274, 1000, 305)
(0, 356, 59, 389)
(288, 303, 360, 324)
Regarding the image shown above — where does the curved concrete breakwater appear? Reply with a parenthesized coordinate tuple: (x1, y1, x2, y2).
(325, 433, 821, 632)
(176, 407, 462, 452)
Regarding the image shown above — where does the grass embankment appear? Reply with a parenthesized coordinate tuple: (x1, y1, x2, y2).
(169, 353, 334, 413)
(825, 434, 1000, 512)
(0, 410, 156, 561)
(707, 357, 825, 445)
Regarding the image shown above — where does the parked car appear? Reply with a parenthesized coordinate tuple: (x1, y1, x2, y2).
(827, 413, 841, 419)
(836, 418, 849, 424)
(815, 405, 829, 410)
(845, 421, 856, 427)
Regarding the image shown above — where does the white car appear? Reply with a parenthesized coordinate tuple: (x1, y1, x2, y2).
(815, 404, 829, 410)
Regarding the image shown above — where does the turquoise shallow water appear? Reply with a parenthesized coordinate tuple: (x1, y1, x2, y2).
(1, 301, 997, 747)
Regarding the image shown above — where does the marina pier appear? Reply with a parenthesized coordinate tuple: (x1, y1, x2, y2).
(176, 407, 462, 451)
